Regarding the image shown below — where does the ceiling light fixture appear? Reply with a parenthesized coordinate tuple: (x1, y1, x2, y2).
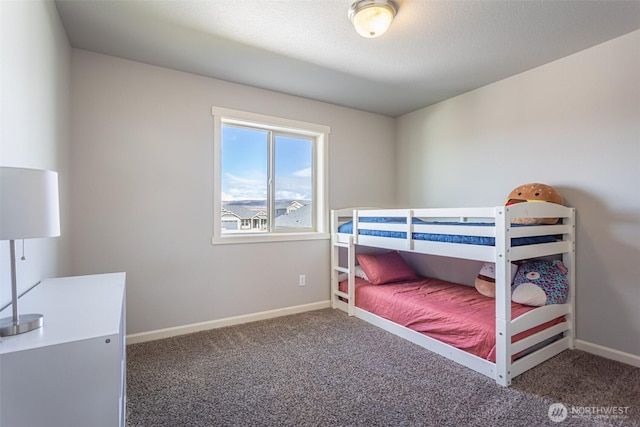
(348, 0, 398, 39)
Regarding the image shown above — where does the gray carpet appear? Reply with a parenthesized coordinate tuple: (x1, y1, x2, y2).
(126, 308, 639, 427)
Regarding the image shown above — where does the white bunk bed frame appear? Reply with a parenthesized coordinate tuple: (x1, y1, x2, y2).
(330, 202, 576, 386)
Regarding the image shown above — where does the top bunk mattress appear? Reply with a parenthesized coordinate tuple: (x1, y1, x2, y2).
(337, 218, 558, 246)
(339, 276, 564, 362)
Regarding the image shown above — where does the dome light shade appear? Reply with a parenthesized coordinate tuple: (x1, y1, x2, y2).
(348, 0, 398, 38)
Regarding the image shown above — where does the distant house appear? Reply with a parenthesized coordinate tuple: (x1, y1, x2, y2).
(286, 200, 304, 213)
(274, 203, 312, 229)
(223, 201, 309, 231)
(221, 205, 267, 231)
(275, 200, 305, 217)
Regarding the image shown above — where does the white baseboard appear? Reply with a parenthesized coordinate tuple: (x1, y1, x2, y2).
(575, 339, 640, 368)
(126, 301, 330, 345)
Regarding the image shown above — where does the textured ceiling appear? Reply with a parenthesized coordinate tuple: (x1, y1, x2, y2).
(55, 0, 640, 117)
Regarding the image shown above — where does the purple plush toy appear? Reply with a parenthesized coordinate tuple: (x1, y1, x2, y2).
(511, 260, 569, 306)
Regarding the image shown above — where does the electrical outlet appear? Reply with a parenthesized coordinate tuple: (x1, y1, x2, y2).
(298, 274, 306, 286)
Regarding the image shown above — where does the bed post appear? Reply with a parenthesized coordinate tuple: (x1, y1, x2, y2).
(495, 206, 512, 386)
(565, 208, 576, 349)
(347, 234, 356, 316)
(346, 209, 358, 316)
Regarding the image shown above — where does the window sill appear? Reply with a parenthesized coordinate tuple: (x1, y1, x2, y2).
(212, 232, 330, 245)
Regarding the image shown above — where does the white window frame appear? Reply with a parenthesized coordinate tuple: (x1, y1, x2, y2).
(212, 106, 330, 245)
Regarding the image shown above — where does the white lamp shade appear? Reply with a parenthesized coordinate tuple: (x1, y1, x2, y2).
(0, 167, 61, 240)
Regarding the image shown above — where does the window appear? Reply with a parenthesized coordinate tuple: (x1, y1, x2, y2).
(212, 107, 329, 244)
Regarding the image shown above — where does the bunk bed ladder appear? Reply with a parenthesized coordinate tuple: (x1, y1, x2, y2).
(330, 212, 343, 310)
(330, 211, 356, 316)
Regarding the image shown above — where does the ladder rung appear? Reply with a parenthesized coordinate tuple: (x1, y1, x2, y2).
(333, 291, 349, 299)
(334, 267, 348, 273)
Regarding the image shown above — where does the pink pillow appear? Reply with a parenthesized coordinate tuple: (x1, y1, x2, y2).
(356, 251, 417, 285)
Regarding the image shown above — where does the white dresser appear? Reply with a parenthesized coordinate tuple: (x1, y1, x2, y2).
(0, 273, 126, 427)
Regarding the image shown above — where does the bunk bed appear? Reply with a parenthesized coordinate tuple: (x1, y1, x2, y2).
(330, 202, 575, 386)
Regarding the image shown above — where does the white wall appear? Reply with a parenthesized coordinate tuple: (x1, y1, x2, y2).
(70, 50, 396, 334)
(12, 2, 635, 359)
(0, 1, 71, 307)
(396, 30, 640, 357)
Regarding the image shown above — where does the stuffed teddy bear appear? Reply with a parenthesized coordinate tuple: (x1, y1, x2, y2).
(511, 259, 568, 306)
(475, 262, 518, 298)
(506, 183, 563, 224)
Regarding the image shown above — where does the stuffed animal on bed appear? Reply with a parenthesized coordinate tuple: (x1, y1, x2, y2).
(474, 262, 518, 298)
(506, 183, 563, 224)
(511, 259, 568, 306)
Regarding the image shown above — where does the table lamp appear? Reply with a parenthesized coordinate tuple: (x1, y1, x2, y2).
(0, 167, 61, 337)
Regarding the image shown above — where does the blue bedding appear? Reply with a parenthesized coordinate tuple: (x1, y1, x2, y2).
(337, 217, 558, 247)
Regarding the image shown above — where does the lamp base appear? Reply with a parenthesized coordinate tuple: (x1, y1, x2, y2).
(0, 313, 44, 337)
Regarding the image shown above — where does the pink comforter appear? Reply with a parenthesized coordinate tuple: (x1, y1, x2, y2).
(339, 277, 564, 362)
